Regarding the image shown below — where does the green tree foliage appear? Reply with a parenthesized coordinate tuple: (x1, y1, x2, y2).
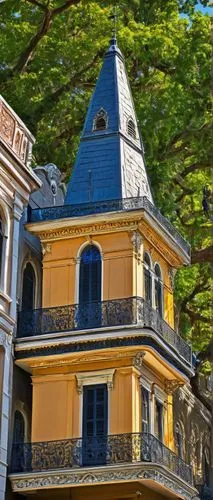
(0, 0, 212, 368)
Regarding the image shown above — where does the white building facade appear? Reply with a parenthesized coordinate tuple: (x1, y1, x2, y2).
(0, 96, 40, 498)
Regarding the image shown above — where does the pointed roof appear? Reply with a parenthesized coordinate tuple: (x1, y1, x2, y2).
(65, 38, 153, 205)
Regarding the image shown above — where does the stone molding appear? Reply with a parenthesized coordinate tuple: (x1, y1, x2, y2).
(0, 96, 34, 167)
(164, 379, 184, 395)
(139, 220, 181, 267)
(9, 463, 198, 499)
(133, 352, 146, 374)
(39, 219, 139, 242)
(76, 369, 115, 393)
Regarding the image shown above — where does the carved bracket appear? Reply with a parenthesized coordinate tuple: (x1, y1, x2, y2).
(164, 379, 184, 395)
(133, 352, 146, 374)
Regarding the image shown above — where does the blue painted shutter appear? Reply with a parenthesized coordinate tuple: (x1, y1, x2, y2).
(79, 245, 101, 304)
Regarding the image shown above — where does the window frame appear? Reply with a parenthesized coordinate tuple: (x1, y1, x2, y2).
(144, 252, 153, 306)
(154, 263, 163, 318)
(154, 398, 164, 443)
(21, 261, 36, 311)
(141, 387, 151, 434)
(127, 118, 136, 139)
(93, 109, 108, 132)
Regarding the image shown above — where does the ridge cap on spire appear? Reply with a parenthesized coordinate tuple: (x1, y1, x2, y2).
(105, 36, 123, 58)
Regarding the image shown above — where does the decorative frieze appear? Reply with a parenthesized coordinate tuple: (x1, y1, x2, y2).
(0, 97, 34, 167)
(9, 464, 197, 499)
(39, 219, 140, 242)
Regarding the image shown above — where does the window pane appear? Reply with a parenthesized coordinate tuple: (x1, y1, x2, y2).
(155, 400, 163, 442)
(22, 263, 35, 311)
(142, 388, 150, 433)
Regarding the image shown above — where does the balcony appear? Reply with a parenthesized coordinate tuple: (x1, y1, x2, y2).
(27, 196, 190, 259)
(17, 297, 192, 365)
(10, 433, 193, 485)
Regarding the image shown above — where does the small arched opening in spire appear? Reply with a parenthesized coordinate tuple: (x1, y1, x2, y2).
(127, 118, 136, 139)
(93, 109, 108, 132)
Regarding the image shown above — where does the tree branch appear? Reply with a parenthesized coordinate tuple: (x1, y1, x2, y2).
(5, 0, 81, 78)
(26, 0, 48, 11)
(33, 51, 103, 124)
(191, 245, 213, 264)
(184, 307, 212, 324)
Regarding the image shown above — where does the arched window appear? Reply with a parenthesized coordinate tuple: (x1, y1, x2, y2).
(175, 422, 184, 459)
(22, 263, 35, 311)
(79, 245, 101, 304)
(78, 245, 102, 328)
(144, 253, 152, 305)
(93, 109, 108, 131)
(13, 410, 25, 444)
(154, 263, 163, 318)
(127, 118, 136, 139)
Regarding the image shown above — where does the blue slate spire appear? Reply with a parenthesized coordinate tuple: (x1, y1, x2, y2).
(65, 37, 153, 205)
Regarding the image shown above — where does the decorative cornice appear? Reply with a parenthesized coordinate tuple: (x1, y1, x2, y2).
(139, 220, 181, 267)
(15, 334, 193, 378)
(9, 464, 197, 498)
(39, 219, 139, 242)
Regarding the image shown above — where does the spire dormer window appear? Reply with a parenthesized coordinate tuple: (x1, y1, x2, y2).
(127, 118, 136, 139)
(93, 109, 108, 132)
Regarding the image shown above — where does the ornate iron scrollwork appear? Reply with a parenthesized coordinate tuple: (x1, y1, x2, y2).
(10, 432, 193, 485)
(17, 297, 192, 364)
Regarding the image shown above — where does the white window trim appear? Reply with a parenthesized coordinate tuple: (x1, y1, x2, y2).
(0, 201, 10, 295)
(76, 369, 115, 438)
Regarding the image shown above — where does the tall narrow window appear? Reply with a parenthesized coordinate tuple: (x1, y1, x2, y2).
(144, 253, 152, 305)
(154, 399, 163, 442)
(142, 388, 150, 433)
(79, 245, 102, 328)
(175, 422, 184, 459)
(79, 245, 101, 303)
(154, 264, 163, 318)
(22, 263, 35, 311)
(83, 384, 108, 466)
(13, 411, 25, 444)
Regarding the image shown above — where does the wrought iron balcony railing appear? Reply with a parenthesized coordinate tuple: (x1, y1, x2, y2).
(17, 297, 192, 365)
(10, 433, 193, 485)
(27, 196, 190, 258)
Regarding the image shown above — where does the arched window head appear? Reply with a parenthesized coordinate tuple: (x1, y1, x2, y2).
(154, 263, 163, 318)
(175, 422, 184, 459)
(22, 262, 36, 311)
(93, 109, 108, 131)
(144, 252, 152, 305)
(127, 118, 136, 139)
(13, 410, 25, 444)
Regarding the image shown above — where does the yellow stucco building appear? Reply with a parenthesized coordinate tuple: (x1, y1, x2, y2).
(9, 36, 198, 500)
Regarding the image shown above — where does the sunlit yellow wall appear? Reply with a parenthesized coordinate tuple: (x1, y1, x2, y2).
(42, 232, 133, 308)
(42, 230, 175, 328)
(143, 239, 174, 328)
(31, 360, 173, 448)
